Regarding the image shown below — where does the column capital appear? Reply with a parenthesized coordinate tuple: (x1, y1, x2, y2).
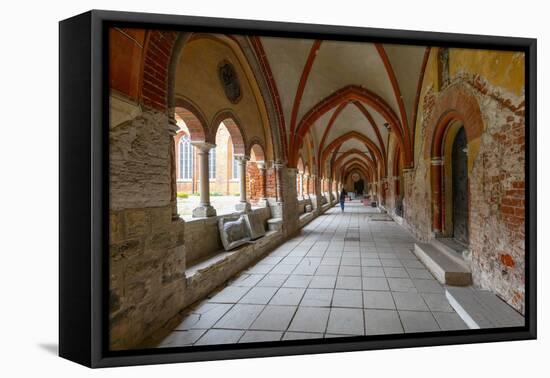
(191, 141, 216, 152)
(234, 154, 250, 162)
(273, 160, 286, 169)
(256, 160, 267, 170)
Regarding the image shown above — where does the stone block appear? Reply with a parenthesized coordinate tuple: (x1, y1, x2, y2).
(218, 215, 251, 251)
(244, 212, 266, 240)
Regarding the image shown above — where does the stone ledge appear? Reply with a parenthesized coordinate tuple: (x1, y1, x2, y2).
(298, 211, 314, 227)
(446, 287, 525, 329)
(414, 242, 472, 286)
(183, 229, 283, 308)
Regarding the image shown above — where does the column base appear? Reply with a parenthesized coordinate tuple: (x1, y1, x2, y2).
(235, 202, 252, 212)
(192, 205, 217, 218)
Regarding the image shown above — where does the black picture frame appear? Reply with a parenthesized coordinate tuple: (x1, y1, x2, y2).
(59, 9, 537, 368)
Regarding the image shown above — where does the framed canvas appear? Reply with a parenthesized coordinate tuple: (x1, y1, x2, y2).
(59, 9, 536, 368)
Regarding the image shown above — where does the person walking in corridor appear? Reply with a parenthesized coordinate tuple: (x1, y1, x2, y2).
(340, 189, 347, 212)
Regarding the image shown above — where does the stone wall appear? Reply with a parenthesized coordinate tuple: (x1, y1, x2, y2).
(385, 73, 526, 313)
(109, 100, 187, 350)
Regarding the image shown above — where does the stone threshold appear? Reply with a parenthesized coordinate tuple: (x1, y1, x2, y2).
(446, 286, 525, 329)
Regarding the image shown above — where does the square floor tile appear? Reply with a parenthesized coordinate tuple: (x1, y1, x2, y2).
(288, 307, 330, 333)
(320, 257, 341, 266)
(387, 278, 418, 292)
(432, 311, 469, 330)
(406, 268, 434, 279)
(364, 309, 403, 335)
(257, 274, 289, 288)
(250, 305, 297, 331)
(336, 276, 362, 290)
(239, 287, 278, 305)
(301, 288, 334, 307)
(399, 311, 440, 333)
(332, 289, 363, 308)
(380, 259, 403, 267)
(412, 279, 444, 293)
(362, 266, 386, 277)
(363, 291, 395, 309)
(421, 293, 454, 312)
(315, 265, 339, 275)
(195, 329, 244, 345)
(339, 266, 362, 276)
(270, 264, 297, 275)
(283, 275, 313, 288)
(239, 330, 283, 343)
(327, 308, 364, 335)
(269, 287, 306, 306)
(281, 256, 303, 265)
(383, 267, 409, 278)
(309, 275, 337, 289)
(209, 286, 250, 303)
(362, 258, 382, 267)
(214, 304, 265, 329)
(176, 302, 233, 330)
(392, 292, 429, 311)
(362, 277, 389, 291)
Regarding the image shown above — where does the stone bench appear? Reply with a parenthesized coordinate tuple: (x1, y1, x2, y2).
(182, 228, 283, 308)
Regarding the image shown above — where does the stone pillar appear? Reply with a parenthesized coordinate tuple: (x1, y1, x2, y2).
(274, 161, 284, 203)
(168, 115, 180, 220)
(304, 174, 310, 198)
(235, 155, 251, 212)
(328, 178, 334, 202)
(192, 142, 217, 218)
(257, 161, 269, 207)
(431, 157, 443, 233)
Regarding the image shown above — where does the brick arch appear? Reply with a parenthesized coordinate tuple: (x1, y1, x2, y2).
(140, 30, 183, 111)
(428, 86, 483, 159)
(291, 85, 409, 168)
(320, 131, 386, 178)
(427, 85, 484, 234)
(209, 110, 247, 156)
(174, 97, 207, 142)
(249, 140, 266, 162)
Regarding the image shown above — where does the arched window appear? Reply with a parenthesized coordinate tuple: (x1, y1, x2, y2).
(178, 136, 193, 180)
(209, 147, 216, 179)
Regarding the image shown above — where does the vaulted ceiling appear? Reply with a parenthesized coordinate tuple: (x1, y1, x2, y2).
(259, 36, 429, 182)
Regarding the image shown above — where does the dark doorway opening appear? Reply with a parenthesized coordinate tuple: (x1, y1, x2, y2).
(452, 127, 469, 244)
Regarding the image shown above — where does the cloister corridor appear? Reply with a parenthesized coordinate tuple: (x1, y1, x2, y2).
(109, 29, 526, 350)
(150, 201, 468, 347)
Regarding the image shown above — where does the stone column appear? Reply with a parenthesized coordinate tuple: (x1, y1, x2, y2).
(235, 155, 251, 212)
(430, 157, 443, 233)
(168, 116, 180, 220)
(257, 161, 269, 207)
(304, 174, 310, 198)
(192, 142, 217, 218)
(274, 161, 284, 203)
(328, 178, 334, 202)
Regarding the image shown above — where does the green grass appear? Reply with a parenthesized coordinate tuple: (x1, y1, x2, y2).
(176, 192, 189, 199)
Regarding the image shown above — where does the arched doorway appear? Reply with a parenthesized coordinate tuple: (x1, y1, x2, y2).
(451, 127, 469, 244)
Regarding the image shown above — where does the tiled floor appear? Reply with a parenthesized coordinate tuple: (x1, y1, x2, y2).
(157, 201, 468, 348)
